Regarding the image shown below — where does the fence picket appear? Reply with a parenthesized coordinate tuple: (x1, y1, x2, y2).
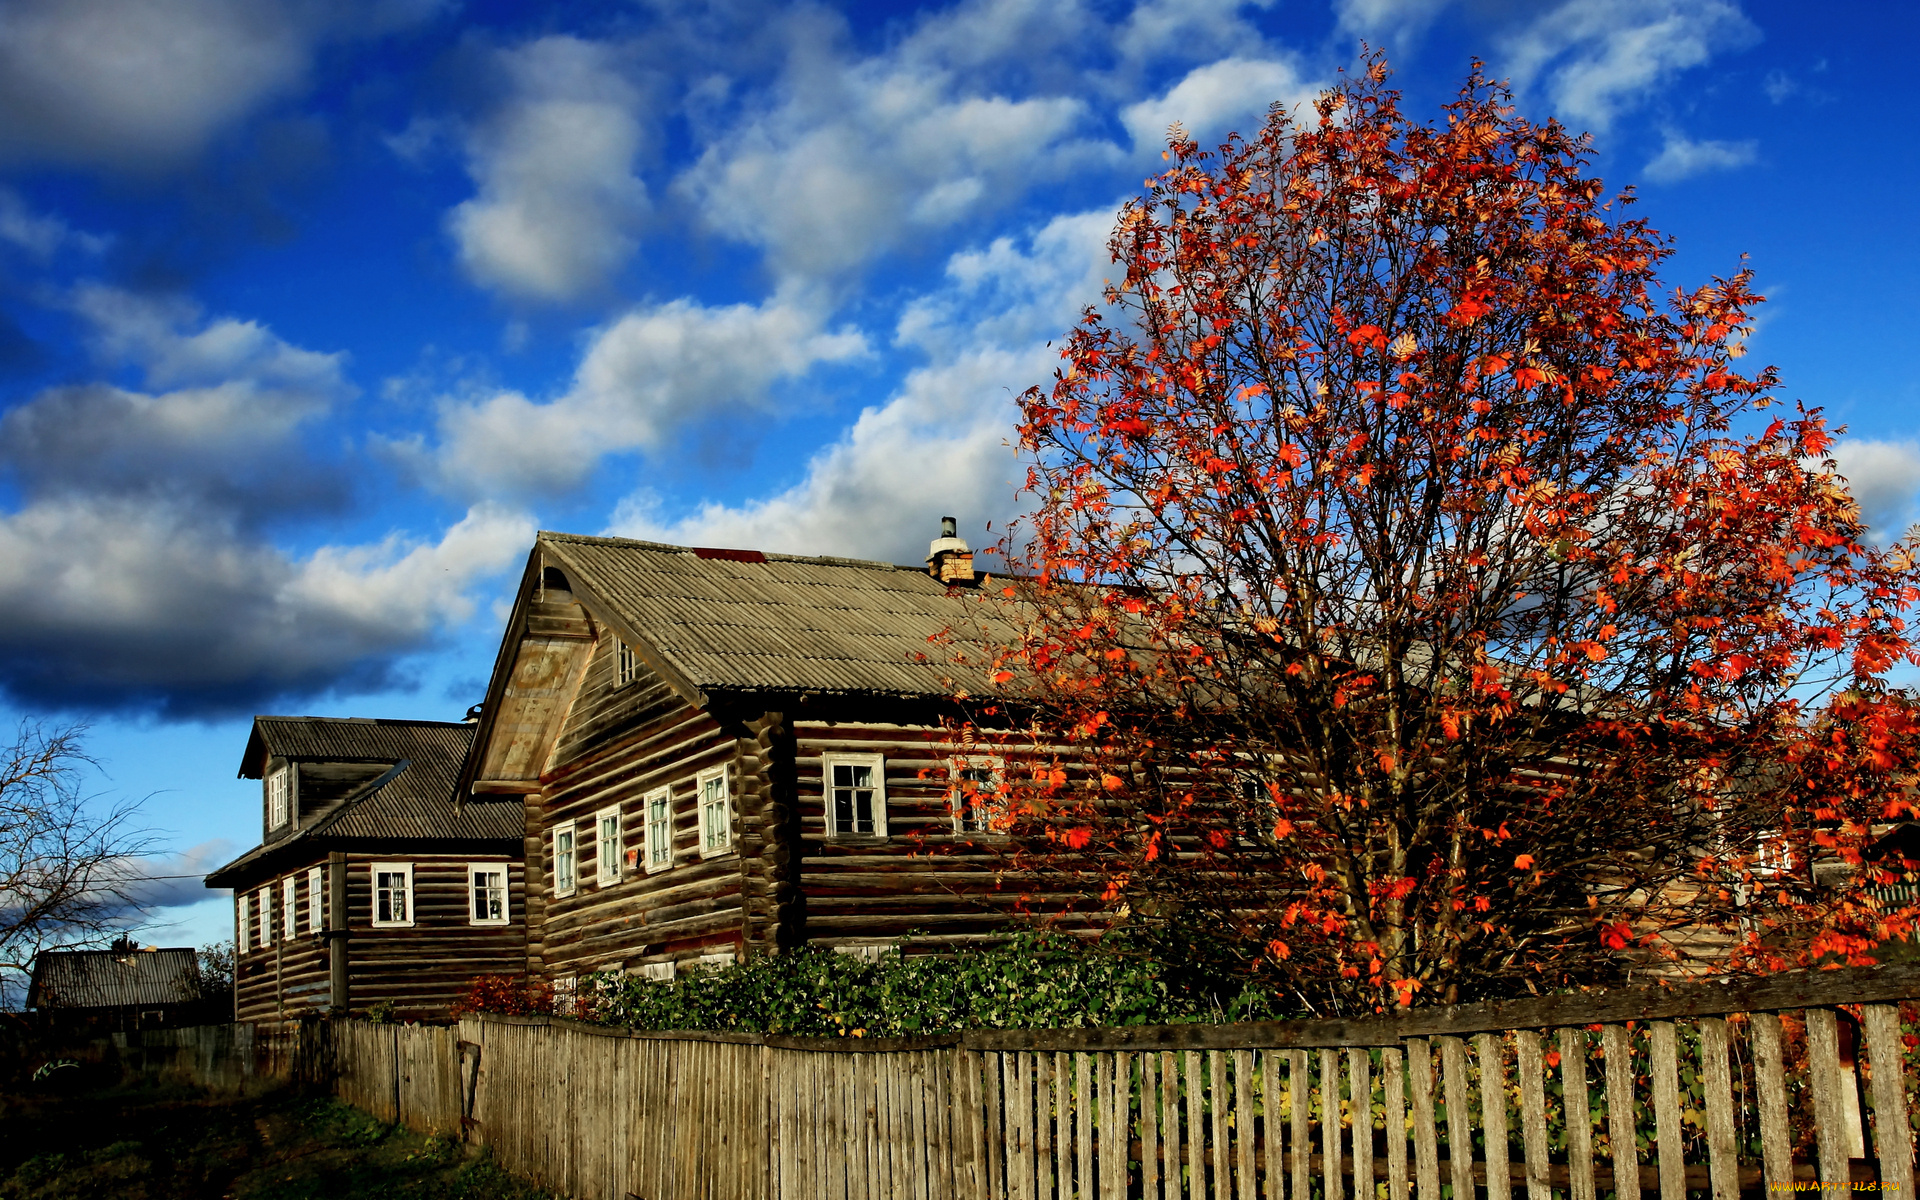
(1407, 1038, 1440, 1200)
(1348, 1047, 1373, 1200)
(1599, 1024, 1639, 1200)
(1235, 1049, 1256, 1200)
(1164, 1051, 1184, 1200)
(1082, 1052, 1099, 1200)
(1698, 1018, 1737, 1200)
(1862, 1004, 1916, 1199)
(1513, 1030, 1550, 1200)
(1261, 1050, 1284, 1200)
(1321, 1048, 1343, 1200)
(1648, 1021, 1685, 1200)
(1558, 1027, 1595, 1200)
(1806, 1008, 1852, 1186)
(1382, 1044, 1408, 1200)
(1438, 1036, 1475, 1200)
(1290, 1049, 1312, 1200)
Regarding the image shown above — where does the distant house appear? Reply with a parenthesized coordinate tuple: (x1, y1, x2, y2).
(458, 522, 1052, 993)
(28, 941, 207, 1031)
(204, 716, 527, 1025)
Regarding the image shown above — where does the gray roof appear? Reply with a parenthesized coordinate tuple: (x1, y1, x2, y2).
(28, 947, 201, 1010)
(207, 718, 519, 887)
(240, 715, 479, 779)
(541, 533, 1019, 699)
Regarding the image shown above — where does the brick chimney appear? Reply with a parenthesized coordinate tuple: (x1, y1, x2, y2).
(926, 516, 975, 584)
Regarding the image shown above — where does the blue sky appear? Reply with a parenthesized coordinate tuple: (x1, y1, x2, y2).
(0, 0, 1911, 952)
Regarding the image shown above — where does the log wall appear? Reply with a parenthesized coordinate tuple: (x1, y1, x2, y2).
(234, 851, 526, 1024)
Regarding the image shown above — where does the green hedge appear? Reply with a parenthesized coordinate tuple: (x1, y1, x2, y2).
(568, 933, 1290, 1037)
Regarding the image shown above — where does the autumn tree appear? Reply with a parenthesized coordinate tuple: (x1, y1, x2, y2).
(980, 61, 1920, 1011)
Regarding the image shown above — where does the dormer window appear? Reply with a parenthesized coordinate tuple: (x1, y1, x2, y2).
(268, 767, 290, 829)
(617, 638, 640, 687)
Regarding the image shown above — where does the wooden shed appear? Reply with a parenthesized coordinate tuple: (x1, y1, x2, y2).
(459, 527, 1061, 990)
(205, 716, 527, 1024)
(27, 942, 209, 1032)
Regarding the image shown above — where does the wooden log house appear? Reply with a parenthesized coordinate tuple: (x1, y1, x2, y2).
(205, 716, 528, 1024)
(458, 524, 1053, 992)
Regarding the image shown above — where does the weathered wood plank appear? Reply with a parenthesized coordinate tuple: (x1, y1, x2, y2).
(1698, 1019, 1737, 1200)
(1513, 1029, 1551, 1200)
(1140, 1051, 1159, 1200)
(1559, 1027, 1595, 1200)
(1382, 1044, 1407, 1200)
(1407, 1038, 1440, 1200)
(1164, 1051, 1183, 1200)
(1648, 1021, 1684, 1200)
(1349, 1047, 1373, 1200)
(1861, 1004, 1916, 1200)
(1236, 1048, 1256, 1200)
(1438, 1036, 1475, 1200)
(1083, 1052, 1099, 1200)
(1322, 1048, 1343, 1200)
(1806, 1008, 1852, 1186)
(1261, 1049, 1285, 1200)
(1599, 1024, 1638, 1200)
(1291, 1049, 1312, 1200)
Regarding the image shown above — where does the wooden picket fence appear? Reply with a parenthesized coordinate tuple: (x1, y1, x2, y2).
(435, 964, 1920, 1200)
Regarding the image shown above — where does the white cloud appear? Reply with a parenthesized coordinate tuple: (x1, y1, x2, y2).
(0, 188, 105, 258)
(610, 208, 1114, 564)
(0, 0, 437, 171)
(1331, 0, 1454, 48)
(675, 6, 1115, 284)
(1499, 0, 1758, 132)
(1120, 56, 1319, 153)
(1830, 440, 1920, 542)
(1643, 131, 1758, 182)
(424, 289, 868, 495)
(448, 36, 651, 303)
(0, 496, 531, 714)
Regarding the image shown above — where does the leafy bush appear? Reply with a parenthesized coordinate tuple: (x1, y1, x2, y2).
(466, 932, 1294, 1037)
(450, 974, 555, 1019)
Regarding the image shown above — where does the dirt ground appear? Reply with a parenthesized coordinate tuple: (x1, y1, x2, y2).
(0, 1074, 558, 1200)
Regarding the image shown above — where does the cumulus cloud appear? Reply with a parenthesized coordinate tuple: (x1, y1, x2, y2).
(422, 288, 867, 495)
(0, 287, 533, 714)
(1642, 131, 1758, 182)
(609, 208, 1114, 564)
(449, 37, 652, 302)
(1331, 0, 1455, 49)
(675, 6, 1115, 284)
(0, 188, 106, 258)
(1119, 56, 1319, 152)
(1499, 0, 1759, 132)
(0, 0, 438, 171)
(1830, 440, 1920, 542)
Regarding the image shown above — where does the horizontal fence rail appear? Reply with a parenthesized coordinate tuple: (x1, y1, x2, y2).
(116, 963, 1920, 1200)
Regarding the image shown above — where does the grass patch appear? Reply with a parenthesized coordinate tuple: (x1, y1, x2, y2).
(0, 1080, 557, 1199)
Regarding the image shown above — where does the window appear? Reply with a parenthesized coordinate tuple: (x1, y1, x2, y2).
(698, 768, 733, 857)
(236, 894, 250, 954)
(644, 787, 673, 873)
(282, 877, 297, 942)
(268, 767, 290, 829)
(259, 886, 274, 946)
(553, 975, 577, 1018)
(616, 638, 641, 687)
(694, 948, 737, 970)
(595, 805, 622, 885)
(552, 826, 577, 897)
(950, 756, 1007, 834)
(307, 866, 324, 934)
(470, 864, 509, 925)
(632, 960, 676, 983)
(824, 753, 887, 838)
(372, 862, 414, 927)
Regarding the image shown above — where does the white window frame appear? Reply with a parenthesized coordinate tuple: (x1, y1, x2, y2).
(595, 805, 623, 886)
(371, 862, 415, 928)
(552, 825, 577, 897)
(632, 960, 676, 982)
(236, 893, 250, 954)
(695, 948, 737, 970)
(616, 638, 640, 687)
(469, 863, 509, 926)
(268, 766, 290, 829)
(281, 877, 298, 942)
(259, 885, 274, 946)
(644, 786, 674, 874)
(698, 767, 734, 858)
(306, 866, 324, 934)
(824, 752, 888, 839)
(553, 975, 577, 1018)
(949, 755, 1007, 834)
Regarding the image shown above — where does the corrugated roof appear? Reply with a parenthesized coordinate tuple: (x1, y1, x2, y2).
(541, 533, 1019, 698)
(208, 719, 519, 886)
(28, 948, 201, 1010)
(240, 715, 479, 779)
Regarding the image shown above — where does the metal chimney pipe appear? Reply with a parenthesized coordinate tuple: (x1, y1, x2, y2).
(941, 516, 957, 539)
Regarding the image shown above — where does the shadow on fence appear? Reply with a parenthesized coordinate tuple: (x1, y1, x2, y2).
(110, 963, 1920, 1200)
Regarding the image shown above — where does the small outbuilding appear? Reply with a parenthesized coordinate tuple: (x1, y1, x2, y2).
(28, 941, 207, 1032)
